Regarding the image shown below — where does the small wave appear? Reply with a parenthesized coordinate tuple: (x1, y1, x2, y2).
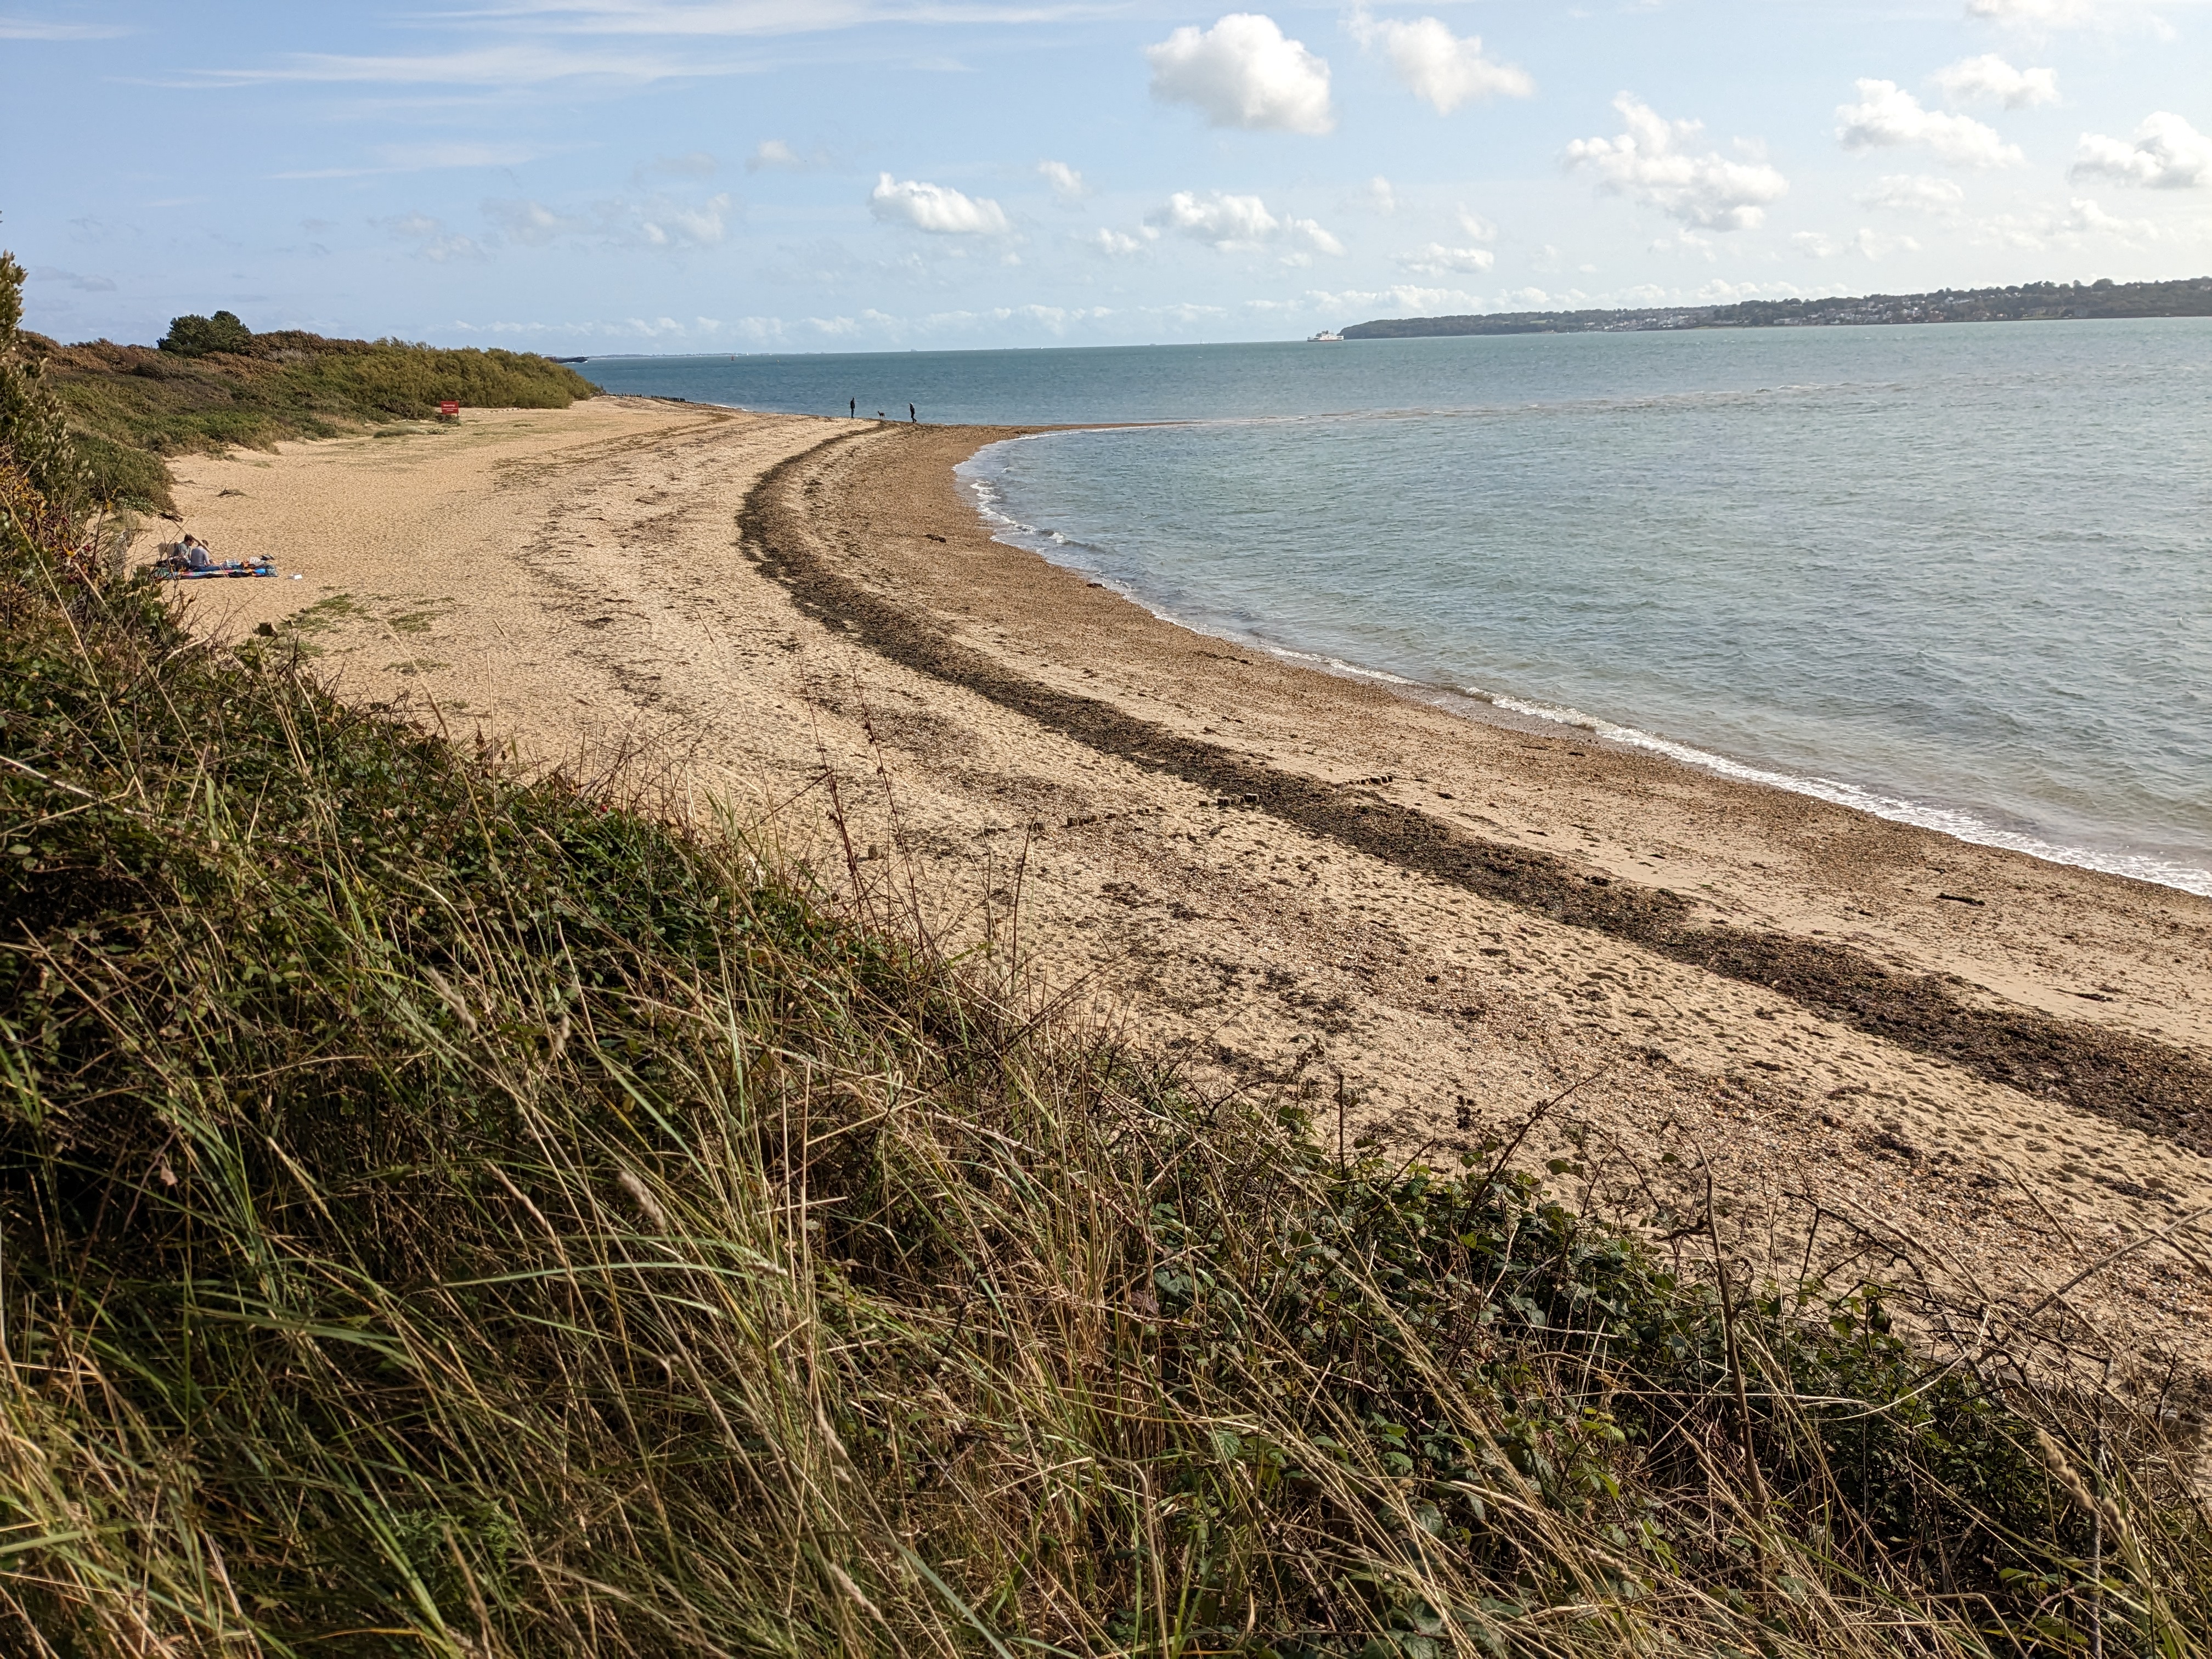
(1475, 691, 2212, 898)
(1262, 644, 1424, 687)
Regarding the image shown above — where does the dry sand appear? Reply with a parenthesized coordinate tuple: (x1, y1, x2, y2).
(155, 397, 2212, 1421)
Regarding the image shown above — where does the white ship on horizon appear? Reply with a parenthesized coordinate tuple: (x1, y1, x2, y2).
(1307, 329, 1344, 342)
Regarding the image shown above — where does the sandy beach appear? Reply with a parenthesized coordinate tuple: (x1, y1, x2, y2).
(156, 397, 2212, 1408)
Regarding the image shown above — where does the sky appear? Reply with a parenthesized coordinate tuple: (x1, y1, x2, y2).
(6, 1, 2212, 352)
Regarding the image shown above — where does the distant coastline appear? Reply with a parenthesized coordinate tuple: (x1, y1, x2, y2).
(1341, 273, 2212, 338)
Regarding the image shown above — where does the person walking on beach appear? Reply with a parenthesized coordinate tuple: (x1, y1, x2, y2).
(909, 403, 917, 424)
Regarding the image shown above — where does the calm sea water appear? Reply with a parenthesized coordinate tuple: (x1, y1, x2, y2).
(580, 325, 2212, 895)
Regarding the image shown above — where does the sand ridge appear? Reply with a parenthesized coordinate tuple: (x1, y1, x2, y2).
(159, 398, 2212, 1412)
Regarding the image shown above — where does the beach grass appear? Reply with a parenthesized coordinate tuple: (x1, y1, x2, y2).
(5, 420, 2211, 1656)
(33, 329, 596, 511)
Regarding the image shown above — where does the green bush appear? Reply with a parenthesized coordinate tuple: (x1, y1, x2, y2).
(158, 308, 255, 356)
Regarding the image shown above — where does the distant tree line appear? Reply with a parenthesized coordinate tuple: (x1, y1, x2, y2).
(1339, 275, 2212, 339)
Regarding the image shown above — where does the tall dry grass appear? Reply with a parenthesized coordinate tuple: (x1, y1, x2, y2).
(3, 453, 2208, 1656)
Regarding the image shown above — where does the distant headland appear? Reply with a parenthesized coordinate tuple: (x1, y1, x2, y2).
(1340, 274, 2212, 339)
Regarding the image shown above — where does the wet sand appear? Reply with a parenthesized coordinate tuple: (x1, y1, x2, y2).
(157, 397, 2212, 1413)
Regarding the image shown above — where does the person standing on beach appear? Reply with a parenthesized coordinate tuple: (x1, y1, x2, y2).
(849, 399, 855, 419)
(909, 403, 917, 424)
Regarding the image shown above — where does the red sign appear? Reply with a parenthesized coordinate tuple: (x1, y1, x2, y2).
(439, 400, 460, 416)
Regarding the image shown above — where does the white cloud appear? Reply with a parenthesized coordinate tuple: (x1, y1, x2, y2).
(387, 2, 1110, 41)
(1149, 190, 1345, 259)
(1650, 227, 1717, 259)
(1280, 222, 1346, 262)
(2064, 195, 2163, 235)
(639, 193, 732, 246)
(390, 140, 539, 169)
(640, 150, 718, 179)
(911, 303, 1118, 337)
(1290, 283, 1489, 315)
(451, 318, 743, 345)
(172, 1, 1147, 88)
(1346, 7, 1532, 114)
(1564, 93, 1788, 230)
(452, 313, 783, 346)
(1973, 194, 2164, 247)
(1837, 80, 2024, 168)
(1355, 174, 1396, 215)
(1153, 190, 1281, 250)
(746, 138, 832, 172)
(173, 43, 754, 89)
(1933, 54, 2058, 108)
(387, 211, 488, 263)
(1142, 301, 1232, 326)
(1789, 227, 1922, 258)
(1085, 228, 1150, 256)
(1694, 279, 1807, 303)
(1857, 173, 1969, 215)
(868, 173, 1011, 234)
(1963, 0, 2137, 25)
(272, 140, 546, 180)
(484, 198, 583, 246)
(1, 15, 129, 37)
(1038, 160, 1088, 202)
(483, 190, 731, 250)
(1395, 242, 1496, 275)
(1144, 13, 1334, 135)
(1457, 206, 1498, 241)
(1498, 286, 1576, 309)
(2073, 112, 2212, 187)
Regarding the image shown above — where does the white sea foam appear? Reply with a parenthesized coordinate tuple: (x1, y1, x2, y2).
(1262, 645, 1425, 686)
(1476, 690, 2212, 898)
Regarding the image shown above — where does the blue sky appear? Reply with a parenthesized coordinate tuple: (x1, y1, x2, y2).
(6, 1, 2211, 351)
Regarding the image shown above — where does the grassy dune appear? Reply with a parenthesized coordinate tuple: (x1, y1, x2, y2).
(2, 299, 2208, 1650)
(35, 329, 596, 510)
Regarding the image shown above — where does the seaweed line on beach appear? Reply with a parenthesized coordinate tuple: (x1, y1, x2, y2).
(741, 428, 2212, 1157)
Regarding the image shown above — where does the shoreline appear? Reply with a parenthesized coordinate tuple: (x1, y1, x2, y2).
(161, 398, 2212, 1391)
(745, 422, 2212, 1145)
(951, 426, 2212, 903)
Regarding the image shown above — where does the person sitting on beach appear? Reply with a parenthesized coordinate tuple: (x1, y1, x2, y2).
(167, 534, 215, 571)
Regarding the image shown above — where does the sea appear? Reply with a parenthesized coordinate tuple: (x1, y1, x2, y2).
(579, 321, 2212, 898)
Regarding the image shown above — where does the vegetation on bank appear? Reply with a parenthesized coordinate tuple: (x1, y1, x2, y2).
(28, 307, 595, 511)
(4, 254, 2211, 1655)
(0, 249, 89, 511)
(1340, 275, 2212, 339)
